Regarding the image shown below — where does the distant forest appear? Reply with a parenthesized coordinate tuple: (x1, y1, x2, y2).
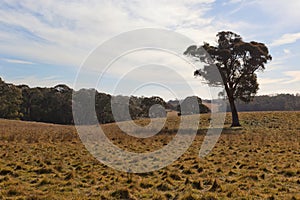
(1, 77, 299, 125)
(220, 94, 300, 112)
(0, 78, 209, 125)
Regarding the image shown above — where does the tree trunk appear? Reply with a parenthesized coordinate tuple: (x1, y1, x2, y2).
(228, 96, 241, 127)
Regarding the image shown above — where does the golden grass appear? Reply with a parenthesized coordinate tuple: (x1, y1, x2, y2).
(0, 111, 299, 199)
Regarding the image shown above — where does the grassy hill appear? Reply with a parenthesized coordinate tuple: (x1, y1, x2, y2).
(0, 111, 299, 199)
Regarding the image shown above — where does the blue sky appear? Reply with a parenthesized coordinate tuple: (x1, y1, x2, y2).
(0, 0, 299, 100)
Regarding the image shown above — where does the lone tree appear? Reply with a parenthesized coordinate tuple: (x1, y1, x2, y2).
(184, 31, 272, 127)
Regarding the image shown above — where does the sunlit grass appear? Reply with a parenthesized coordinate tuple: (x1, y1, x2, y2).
(0, 111, 299, 199)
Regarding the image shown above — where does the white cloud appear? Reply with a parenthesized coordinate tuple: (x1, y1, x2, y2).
(227, 0, 244, 3)
(283, 49, 291, 54)
(1, 58, 35, 65)
(0, 0, 258, 72)
(258, 70, 300, 95)
(1, 0, 298, 98)
(4, 75, 68, 87)
(264, 56, 288, 72)
(258, 77, 286, 85)
(0, 0, 217, 67)
(257, 71, 300, 96)
(283, 71, 300, 84)
(257, 1, 300, 27)
(271, 32, 300, 47)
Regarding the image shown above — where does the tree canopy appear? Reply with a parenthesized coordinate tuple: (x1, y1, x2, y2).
(184, 31, 272, 126)
(0, 78, 22, 119)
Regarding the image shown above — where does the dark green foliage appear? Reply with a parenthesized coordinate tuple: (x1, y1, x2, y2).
(176, 96, 210, 115)
(1, 77, 187, 125)
(0, 78, 22, 119)
(231, 94, 300, 111)
(18, 84, 73, 124)
(184, 31, 272, 126)
(72, 88, 99, 125)
(95, 92, 114, 124)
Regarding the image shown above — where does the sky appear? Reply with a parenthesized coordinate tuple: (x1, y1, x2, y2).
(0, 0, 299, 100)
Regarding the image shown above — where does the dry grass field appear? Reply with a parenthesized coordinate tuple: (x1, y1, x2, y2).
(0, 112, 299, 199)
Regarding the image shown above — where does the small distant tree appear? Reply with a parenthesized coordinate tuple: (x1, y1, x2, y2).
(184, 31, 272, 127)
(176, 96, 210, 115)
(140, 96, 167, 118)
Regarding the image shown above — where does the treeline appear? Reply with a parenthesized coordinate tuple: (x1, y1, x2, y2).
(223, 94, 300, 112)
(0, 78, 210, 125)
(168, 97, 210, 115)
